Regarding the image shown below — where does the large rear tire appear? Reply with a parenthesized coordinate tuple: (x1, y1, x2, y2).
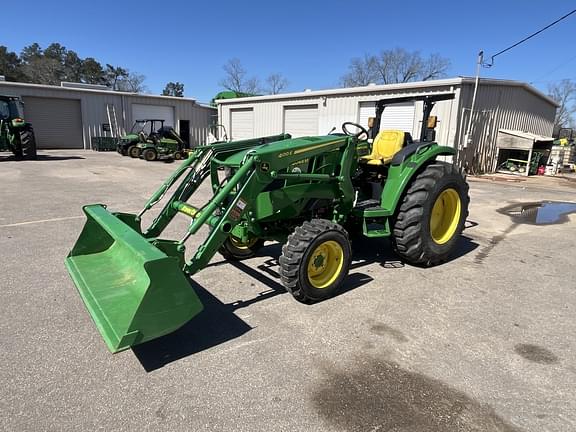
(20, 126, 37, 160)
(391, 162, 469, 266)
(279, 219, 351, 303)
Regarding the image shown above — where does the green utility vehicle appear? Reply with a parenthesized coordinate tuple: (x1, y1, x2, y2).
(0, 95, 37, 160)
(66, 94, 469, 353)
(117, 119, 179, 157)
(135, 125, 187, 161)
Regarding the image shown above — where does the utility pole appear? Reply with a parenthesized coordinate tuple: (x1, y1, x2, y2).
(463, 50, 484, 153)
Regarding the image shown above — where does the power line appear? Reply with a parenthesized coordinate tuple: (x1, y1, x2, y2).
(483, 8, 576, 67)
(530, 53, 576, 84)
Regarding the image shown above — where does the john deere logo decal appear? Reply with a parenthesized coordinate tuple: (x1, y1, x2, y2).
(260, 162, 270, 172)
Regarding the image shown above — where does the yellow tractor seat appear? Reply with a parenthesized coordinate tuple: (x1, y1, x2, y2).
(360, 130, 406, 166)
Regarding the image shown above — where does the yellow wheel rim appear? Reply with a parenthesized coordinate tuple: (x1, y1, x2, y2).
(307, 240, 344, 289)
(430, 188, 462, 245)
(229, 236, 258, 250)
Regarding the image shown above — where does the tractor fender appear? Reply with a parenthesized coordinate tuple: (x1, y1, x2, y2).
(379, 144, 456, 215)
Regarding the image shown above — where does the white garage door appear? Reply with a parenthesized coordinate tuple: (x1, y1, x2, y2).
(284, 105, 318, 137)
(23, 97, 83, 148)
(132, 104, 175, 134)
(358, 101, 415, 133)
(230, 108, 254, 140)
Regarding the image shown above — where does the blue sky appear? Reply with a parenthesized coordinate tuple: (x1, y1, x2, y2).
(1, 0, 574, 102)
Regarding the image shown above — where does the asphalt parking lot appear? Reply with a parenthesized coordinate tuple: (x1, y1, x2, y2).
(1, 150, 575, 432)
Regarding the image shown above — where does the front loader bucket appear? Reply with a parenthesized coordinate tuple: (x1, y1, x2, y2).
(65, 204, 203, 353)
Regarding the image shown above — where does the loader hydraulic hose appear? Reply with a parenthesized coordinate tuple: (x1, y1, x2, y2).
(180, 157, 256, 240)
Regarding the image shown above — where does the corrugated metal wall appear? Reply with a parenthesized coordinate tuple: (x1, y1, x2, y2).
(219, 85, 459, 148)
(0, 82, 216, 149)
(457, 84, 556, 173)
(219, 82, 556, 174)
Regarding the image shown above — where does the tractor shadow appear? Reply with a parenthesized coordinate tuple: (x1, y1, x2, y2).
(351, 233, 479, 269)
(132, 278, 254, 372)
(0, 154, 85, 162)
(133, 230, 478, 371)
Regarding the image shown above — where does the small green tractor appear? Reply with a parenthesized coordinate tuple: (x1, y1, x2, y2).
(0, 95, 37, 160)
(66, 94, 469, 353)
(117, 119, 186, 160)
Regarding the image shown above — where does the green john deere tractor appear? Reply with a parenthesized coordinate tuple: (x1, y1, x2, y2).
(66, 94, 469, 353)
(0, 95, 37, 160)
(136, 125, 187, 161)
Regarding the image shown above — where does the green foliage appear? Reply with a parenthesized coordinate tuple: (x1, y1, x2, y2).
(0, 46, 25, 81)
(0, 42, 146, 92)
(162, 82, 185, 97)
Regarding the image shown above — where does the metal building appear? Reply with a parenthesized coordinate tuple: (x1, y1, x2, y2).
(216, 78, 557, 173)
(0, 81, 216, 149)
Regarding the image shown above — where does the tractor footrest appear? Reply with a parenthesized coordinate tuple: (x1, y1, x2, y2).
(354, 199, 380, 210)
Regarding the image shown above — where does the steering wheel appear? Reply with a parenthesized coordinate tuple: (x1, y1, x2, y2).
(342, 122, 369, 139)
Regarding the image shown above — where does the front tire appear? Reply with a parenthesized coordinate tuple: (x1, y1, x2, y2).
(142, 148, 157, 161)
(128, 145, 141, 158)
(218, 236, 265, 260)
(279, 219, 351, 303)
(392, 162, 469, 266)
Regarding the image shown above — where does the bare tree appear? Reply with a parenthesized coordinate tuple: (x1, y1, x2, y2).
(219, 58, 261, 94)
(340, 54, 379, 87)
(548, 79, 576, 133)
(116, 72, 147, 93)
(341, 48, 450, 87)
(266, 73, 289, 94)
(244, 77, 261, 94)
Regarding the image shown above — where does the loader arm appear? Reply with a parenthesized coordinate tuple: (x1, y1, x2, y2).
(65, 133, 362, 352)
(172, 135, 358, 275)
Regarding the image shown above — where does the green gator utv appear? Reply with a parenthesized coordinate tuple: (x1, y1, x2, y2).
(66, 94, 469, 353)
(135, 125, 187, 161)
(0, 95, 37, 160)
(116, 119, 167, 157)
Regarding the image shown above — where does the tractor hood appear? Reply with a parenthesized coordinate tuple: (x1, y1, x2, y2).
(121, 134, 139, 142)
(221, 135, 347, 167)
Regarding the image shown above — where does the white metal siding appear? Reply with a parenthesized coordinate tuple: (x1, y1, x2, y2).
(230, 108, 254, 139)
(458, 84, 556, 173)
(131, 104, 174, 129)
(0, 81, 216, 149)
(358, 102, 415, 133)
(218, 87, 457, 141)
(217, 80, 555, 172)
(283, 105, 318, 137)
(23, 96, 83, 148)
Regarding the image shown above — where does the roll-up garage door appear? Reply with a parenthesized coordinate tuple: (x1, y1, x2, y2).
(230, 108, 254, 140)
(358, 101, 415, 133)
(23, 97, 83, 148)
(132, 104, 175, 134)
(283, 105, 318, 137)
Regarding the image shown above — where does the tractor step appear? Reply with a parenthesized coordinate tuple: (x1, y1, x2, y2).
(354, 199, 380, 210)
(354, 199, 389, 218)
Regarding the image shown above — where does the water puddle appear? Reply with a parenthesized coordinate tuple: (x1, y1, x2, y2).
(500, 201, 576, 225)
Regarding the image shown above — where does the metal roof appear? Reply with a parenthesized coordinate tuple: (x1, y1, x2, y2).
(499, 129, 554, 142)
(0, 80, 197, 102)
(215, 77, 558, 107)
